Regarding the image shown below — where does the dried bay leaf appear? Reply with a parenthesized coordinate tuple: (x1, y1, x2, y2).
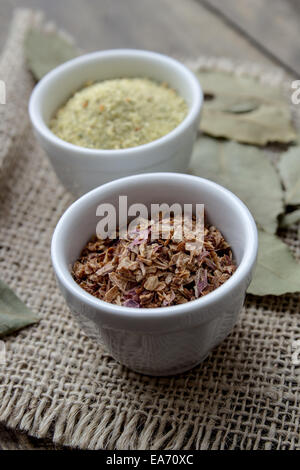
(223, 100, 259, 114)
(0, 280, 39, 337)
(278, 146, 300, 205)
(196, 70, 285, 103)
(196, 70, 296, 145)
(200, 106, 296, 146)
(279, 208, 300, 228)
(247, 230, 300, 295)
(189, 137, 284, 234)
(24, 29, 79, 80)
(204, 94, 261, 115)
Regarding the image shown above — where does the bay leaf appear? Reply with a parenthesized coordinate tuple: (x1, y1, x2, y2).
(247, 230, 300, 295)
(196, 70, 296, 145)
(223, 100, 259, 114)
(200, 106, 296, 146)
(24, 29, 79, 80)
(0, 280, 39, 337)
(204, 94, 261, 114)
(278, 146, 300, 205)
(279, 208, 300, 228)
(189, 137, 284, 234)
(196, 70, 286, 103)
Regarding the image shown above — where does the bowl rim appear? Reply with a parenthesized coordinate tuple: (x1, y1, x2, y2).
(51, 172, 258, 323)
(29, 48, 203, 158)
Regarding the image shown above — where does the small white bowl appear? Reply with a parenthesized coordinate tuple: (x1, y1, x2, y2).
(51, 172, 258, 376)
(29, 49, 202, 197)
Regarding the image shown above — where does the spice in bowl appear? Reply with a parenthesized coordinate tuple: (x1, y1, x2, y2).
(72, 215, 237, 308)
(49, 78, 188, 149)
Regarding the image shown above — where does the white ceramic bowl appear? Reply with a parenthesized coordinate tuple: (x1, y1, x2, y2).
(51, 172, 258, 376)
(29, 49, 202, 197)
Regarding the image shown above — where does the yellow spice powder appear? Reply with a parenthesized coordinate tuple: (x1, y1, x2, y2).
(49, 78, 188, 150)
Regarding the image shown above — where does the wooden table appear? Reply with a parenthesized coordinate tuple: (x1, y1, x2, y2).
(0, 0, 298, 450)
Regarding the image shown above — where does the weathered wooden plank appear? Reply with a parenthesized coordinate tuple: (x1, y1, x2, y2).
(0, 423, 63, 450)
(1, 0, 277, 67)
(201, 0, 300, 76)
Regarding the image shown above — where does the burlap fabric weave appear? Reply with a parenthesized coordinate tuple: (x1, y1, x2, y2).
(0, 9, 300, 450)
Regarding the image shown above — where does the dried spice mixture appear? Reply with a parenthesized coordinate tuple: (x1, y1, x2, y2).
(50, 78, 188, 149)
(72, 215, 237, 308)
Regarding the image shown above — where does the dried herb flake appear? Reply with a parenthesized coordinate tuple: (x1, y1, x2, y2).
(72, 215, 236, 308)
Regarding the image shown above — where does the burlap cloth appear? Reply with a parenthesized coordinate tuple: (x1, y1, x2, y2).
(1, 9, 300, 450)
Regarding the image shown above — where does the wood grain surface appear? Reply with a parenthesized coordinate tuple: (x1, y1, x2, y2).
(0, 0, 298, 450)
(201, 0, 300, 76)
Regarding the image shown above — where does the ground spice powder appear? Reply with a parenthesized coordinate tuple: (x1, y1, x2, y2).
(50, 78, 188, 149)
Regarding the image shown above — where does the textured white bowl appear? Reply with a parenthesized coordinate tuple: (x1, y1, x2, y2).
(51, 172, 258, 376)
(29, 49, 202, 197)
